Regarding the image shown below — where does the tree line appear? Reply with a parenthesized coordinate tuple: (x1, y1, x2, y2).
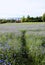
(0, 13, 45, 23)
(21, 16, 42, 22)
(21, 13, 45, 22)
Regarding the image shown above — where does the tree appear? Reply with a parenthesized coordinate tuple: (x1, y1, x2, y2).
(42, 13, 45, 22)
(26, 15, 30, 22)
(21, 16, 26, 22)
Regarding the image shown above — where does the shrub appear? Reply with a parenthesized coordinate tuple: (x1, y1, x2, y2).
(42, 13, 45, 22)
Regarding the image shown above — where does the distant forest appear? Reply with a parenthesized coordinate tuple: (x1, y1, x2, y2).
(0, 13, 45, 23)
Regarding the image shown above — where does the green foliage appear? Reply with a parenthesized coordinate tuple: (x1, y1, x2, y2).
(21, 16, 26, 22)
(0, 32, 45, 65)
(42, 13, 45, 22)
(0, 19, 16, 23)
(0, 19, 7, 23)
(26, 15, 30, 22)
(21, 16, 42, 22)
(0, 15, 43, 23)
(25, 34, 45, 65)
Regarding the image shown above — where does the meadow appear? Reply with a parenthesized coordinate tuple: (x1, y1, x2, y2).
(0, 22, 45, 33)
(0, 23, 45, 65)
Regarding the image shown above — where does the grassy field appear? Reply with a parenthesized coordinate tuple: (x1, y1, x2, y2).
(0, 22, 45, 33)
(0, 23, 45, 65)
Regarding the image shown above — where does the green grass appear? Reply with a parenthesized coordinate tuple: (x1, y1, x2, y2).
(0, 22, 45, 25)
(0, 22, 45, 33)
(0, 31, 45, 65)
(25, 34, 45, 65)
(0, 22, 45, 65)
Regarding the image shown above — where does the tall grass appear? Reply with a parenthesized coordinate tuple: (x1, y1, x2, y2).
(25, 33, 45, 65)
(0, 31, 45, 65)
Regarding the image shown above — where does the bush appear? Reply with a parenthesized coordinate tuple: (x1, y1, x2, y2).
(42, 13, 45, 22)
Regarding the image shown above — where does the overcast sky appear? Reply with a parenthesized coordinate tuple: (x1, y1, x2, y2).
(0, 0, 45, 18)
